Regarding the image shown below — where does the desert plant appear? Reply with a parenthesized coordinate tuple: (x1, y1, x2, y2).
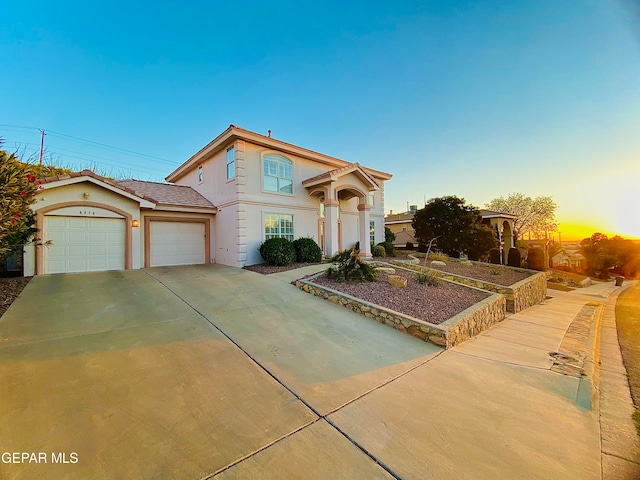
(428, 251, 448, 262)
(489, 248, 501, 265)
(372, 245, 386, 257)
(527, 248, 546, 271)
(507, 248, 521, 268)
(406, 241, 414, 250)
(293, 237, 322, 263)
(416, 270, 440, 286)
(325, 247, 377, 283)
(377, 241, 395, 257)
(259, 238, 296, 266)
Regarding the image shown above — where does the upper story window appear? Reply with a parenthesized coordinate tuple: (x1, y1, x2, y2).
(368, 191, 375, 206)
(226, 146, 235, 180)
(198, 165, 204, 183)
(263, 154, 293, 194)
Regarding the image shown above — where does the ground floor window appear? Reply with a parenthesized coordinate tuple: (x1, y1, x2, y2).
(370, 220, 375, 245)
(265, 213, 294, 241)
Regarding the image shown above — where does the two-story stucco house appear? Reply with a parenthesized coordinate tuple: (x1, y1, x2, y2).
(23, 125, 391, 275)
(166, 125, 392, 266)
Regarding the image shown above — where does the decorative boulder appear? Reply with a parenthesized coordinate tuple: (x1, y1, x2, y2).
(431, 260, 447, 266)
(388, 275, 408, 288)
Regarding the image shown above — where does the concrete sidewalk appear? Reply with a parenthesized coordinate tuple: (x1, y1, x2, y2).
(0, 266, 638, 479)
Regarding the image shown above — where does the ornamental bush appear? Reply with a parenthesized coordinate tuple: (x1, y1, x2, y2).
(259, 237, 296, 266)
(293, 237, 322, 263)
(489, 248, 501, 265)
(325, 247, 377, 283)
(372, 244, 386, 257)
(507, 248, 521, 268)
(378, 241, 395, 257)
(527, 248, 546, 271)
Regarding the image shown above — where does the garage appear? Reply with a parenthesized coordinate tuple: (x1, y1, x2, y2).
(148, 220, 206, 267)
(43, 215, 126, 274)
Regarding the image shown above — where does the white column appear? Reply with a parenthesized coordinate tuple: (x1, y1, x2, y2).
(358, 203, 372, 258)
(324, 199, 340, 256)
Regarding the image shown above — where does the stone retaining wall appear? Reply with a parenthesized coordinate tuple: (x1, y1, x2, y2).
(294, 273, 506, 349)
(389, 260, 546, 313)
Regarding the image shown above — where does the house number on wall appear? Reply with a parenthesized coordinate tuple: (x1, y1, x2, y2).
(79, 210, 97, 216)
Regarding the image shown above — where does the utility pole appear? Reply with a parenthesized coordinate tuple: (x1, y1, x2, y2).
(38, 129, 46, 165)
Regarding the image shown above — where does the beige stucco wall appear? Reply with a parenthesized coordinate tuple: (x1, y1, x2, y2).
(175, 139, 387, 267)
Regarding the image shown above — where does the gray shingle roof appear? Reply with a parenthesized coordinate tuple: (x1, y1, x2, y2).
(117, 179, 215, 209)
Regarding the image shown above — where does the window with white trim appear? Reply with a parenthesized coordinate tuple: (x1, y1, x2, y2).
(370, 220, 375, 245)
(226, 146, 235, 180)
(265, 213, 294, 241)
(198, 165, 204, 183)
(368, 191, 375, 206)
(263, 154, 293, 194)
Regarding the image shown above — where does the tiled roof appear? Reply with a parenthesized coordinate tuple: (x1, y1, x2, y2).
(479, 209, 518, 219)
(39, 170, 148, 200)
(302, 162, 380, 188)
(392, 230, 418, 246)
(117, 179, 215, 209)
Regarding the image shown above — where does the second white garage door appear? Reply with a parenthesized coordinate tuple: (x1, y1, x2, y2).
(149, 221, 206, 267)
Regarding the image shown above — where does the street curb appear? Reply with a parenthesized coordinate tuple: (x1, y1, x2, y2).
(577, 302, 604, 411)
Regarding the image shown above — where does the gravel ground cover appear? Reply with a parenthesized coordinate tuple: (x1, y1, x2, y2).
(0, 277, 31, 318)
(243, 262, 323, 275)
(312, 269, 489, 325)
(392, 255, 533, 287)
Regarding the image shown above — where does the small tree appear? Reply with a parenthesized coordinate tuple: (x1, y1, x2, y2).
(485, 193, 558, 241)
(413, 196, 496, 259)
(384, 227, 396, 243)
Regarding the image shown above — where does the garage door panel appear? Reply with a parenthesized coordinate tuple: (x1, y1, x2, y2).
(44, 216, 125, 274)
(149, 221, 206, 267)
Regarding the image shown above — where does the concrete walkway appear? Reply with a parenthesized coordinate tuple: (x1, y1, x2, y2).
(0, 265, 637, 479)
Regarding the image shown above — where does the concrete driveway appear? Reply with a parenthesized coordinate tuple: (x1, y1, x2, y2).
(1, 265, 629, 479)
(0, 265, 440, 479)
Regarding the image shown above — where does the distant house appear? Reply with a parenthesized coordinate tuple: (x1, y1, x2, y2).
(384, 206, 517, 261)
(24, 125, 392, 275)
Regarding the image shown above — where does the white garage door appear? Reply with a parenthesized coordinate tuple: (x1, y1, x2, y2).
(149, 221, 206, 267)
(44, 216, 126, 274)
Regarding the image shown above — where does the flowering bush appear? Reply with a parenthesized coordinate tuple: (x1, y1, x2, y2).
(1, 147, 69, 261)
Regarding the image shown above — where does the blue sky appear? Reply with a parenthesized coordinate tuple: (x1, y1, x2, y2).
(2, 0, 639, 240)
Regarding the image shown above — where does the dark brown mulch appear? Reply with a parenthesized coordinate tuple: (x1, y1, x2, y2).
(243, 262, 323, 275)
(312, 269, 489, 325)
(0, 276, 32, 318)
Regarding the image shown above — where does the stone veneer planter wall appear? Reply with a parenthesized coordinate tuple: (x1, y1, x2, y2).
(389, 259, 547, 313)
(294, 272, 506, 349)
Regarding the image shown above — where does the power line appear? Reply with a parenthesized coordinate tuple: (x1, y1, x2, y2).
(0, 123, 181, 166)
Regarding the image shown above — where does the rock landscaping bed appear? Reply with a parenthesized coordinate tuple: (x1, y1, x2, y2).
(312, 269, 489, 325)
(0, 276, 31, 318)
(417, 259, 532, 286)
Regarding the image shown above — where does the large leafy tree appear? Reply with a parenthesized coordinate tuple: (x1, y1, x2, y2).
(485, 193, 557, 241)
(1, 144, 70, 261)
(580, 233, 640, 278)
(413, 195, 497, 259)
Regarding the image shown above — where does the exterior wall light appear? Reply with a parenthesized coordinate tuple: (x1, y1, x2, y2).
(132, 220, 140, 228)
(83, 192, 90, 199)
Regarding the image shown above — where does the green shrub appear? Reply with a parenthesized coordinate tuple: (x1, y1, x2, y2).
(489, 248, 501, 265)
(293, 237, 322, 263)
(417, 243, 428, 253)
(378, 241, 395, 257)
(406, 242, 414, 250)
(416, 270, 440, 286)
(259, 238, 296, 266)
(527, 248, 546, 271)
(325, 247, 377, 283)
(507, 248, 521, 268)
(372, 245, 386, 257)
